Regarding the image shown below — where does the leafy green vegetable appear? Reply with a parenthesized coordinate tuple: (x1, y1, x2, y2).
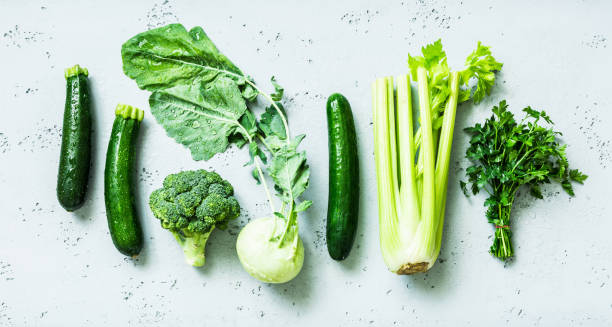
(463, 100, 587, 260)
(122, 24, 310, 282)
(258, 103, 287, 140)
(373, 40, 502, 274)
(148, 78, 249, 160)
(122, 24, 257, 100)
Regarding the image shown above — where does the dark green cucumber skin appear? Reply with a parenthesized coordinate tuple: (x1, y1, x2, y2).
(57, 74, 91, 211)
(326, 93, 359, 261)
(104, 116, 143, 256)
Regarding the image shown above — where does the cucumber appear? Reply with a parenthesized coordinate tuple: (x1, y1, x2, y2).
(57, 65, 91, 211)
(104, 104, 144, 256)
(326, 93, 359, 261)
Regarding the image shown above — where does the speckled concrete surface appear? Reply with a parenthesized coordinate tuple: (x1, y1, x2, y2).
(1, 0, 611, 326)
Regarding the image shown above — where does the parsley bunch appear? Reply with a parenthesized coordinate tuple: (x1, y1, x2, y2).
(462, 100, 587, 260)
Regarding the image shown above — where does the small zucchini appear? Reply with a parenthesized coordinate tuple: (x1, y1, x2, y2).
(57, 65, 91, 211)
(326, 93, 359, 260)
(104, 104, 144, 256)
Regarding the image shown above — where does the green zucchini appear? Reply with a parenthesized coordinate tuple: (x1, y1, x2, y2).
(104, 104, 144, 256)
(326, 93, 359, 260)
(57, 65, 91, 211)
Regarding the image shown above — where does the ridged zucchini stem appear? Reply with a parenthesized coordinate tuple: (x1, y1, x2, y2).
(64, 64, 89, 79)
(115, 104, 145, 121)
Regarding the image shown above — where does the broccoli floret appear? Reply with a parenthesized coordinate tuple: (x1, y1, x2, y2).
(149, 170, 240, 266)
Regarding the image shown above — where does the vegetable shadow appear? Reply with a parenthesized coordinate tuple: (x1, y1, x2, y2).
(404, 98, 489, 294)
(198, 215, 315, 306)
(266, 233, 315, 308)
(406, 217, 454, 293)
(129, 118, 151, 266)
(191, 225, 235, 276)
(253, 205, 315, 307)
(334, 131, 368, 272)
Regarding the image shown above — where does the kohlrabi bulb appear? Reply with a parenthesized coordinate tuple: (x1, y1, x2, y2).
(236, 217, 304, 283)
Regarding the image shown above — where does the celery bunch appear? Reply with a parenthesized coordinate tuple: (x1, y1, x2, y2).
(372, 40, 502, 274)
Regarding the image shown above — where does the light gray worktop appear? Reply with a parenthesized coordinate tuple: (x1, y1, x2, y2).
(1, 0, 611, 326)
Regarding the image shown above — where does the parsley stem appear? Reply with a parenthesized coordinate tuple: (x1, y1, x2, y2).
(257, 134, 274, 153)
(492, 203, 514, 259)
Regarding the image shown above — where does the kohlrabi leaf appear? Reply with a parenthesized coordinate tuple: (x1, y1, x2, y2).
(262, 135, 288, 154)
(231, 110, 257, 148)
(121, 23, 258, 101)
(258, 103, 287, 139)
(270, 76, 284, 102)
(294, 200, 313, 213)
(268, 135, 310, 203)
(122, 23, 313, 223)
(148, 77, 249, 161)
(246, 141, 267, 166)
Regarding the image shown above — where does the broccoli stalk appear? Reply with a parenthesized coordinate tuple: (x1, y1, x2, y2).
(149, 170, 240, 267)
(172, 228, 214, 267)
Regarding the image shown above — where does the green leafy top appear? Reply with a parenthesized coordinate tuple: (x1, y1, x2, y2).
(407, 39, 502, 138)
(148, 78, 248, 160)
(462, 100, 587, 259)
(407, 40, 503, 176)
(460, 42, 504, 103)
(121, 24, 311, 246)
(408, 39, 503, 113)
(122, 24, 257, 100)
(408, 40, 451, 117)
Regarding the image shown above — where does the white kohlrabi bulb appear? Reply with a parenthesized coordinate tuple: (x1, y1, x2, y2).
(236, 217, 304, 283)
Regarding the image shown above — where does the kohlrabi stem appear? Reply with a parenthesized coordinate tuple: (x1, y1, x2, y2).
(238, 125, 275, 214)
(243, 79, 299, 238)
(254, 156, 275, 212)
(216, 69, 291, 143)
(278, 201, 295, 247)
(257, 134, 275, 153)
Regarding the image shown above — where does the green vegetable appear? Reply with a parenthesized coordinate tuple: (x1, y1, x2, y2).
(57, 64, 91, 211)
(326, 93, 359, 261)
(236, 217, 304, 283)
(372, 40, 502, 274)
(121, 24, 311, 282)
(149, 170, 241, 266)
(462, 100, 587, 260)
(104, 104, 144, 256)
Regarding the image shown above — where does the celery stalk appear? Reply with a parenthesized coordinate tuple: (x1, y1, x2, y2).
(373, 40, 501, 275)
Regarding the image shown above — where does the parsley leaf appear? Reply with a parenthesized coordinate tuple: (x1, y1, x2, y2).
(462, 100, 586, 260)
